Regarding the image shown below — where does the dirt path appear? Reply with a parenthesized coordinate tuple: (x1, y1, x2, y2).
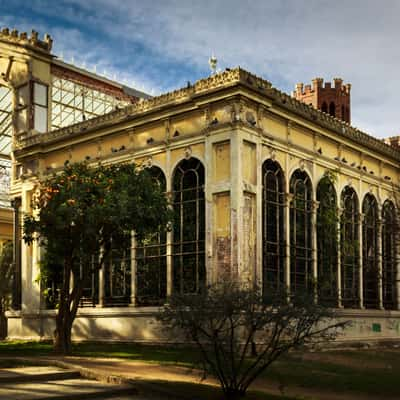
(1, 354, 398, 400)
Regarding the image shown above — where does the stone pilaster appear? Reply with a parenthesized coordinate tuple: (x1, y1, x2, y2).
(98, 246, 105, 307)
(284, 193, 293, 293)
(376, 217, 383, 309)
(337, 207, 343, 308)
(11, 198, 21, 310)
(311, 200, 319, 301)
(130, 232, 137, 306)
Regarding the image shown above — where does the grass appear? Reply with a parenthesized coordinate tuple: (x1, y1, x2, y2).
(135, 380, 297, 400)
(0, 358, 44, 368)
(1, 341, 400, 398)
(266, 352, 400, 397)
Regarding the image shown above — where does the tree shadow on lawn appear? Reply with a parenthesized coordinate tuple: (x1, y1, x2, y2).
(134, 378, 297, 400)
(266, 352, 400, 398)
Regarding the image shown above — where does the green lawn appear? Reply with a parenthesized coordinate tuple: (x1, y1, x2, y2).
(1, 341, 400, 398)
(267, 352, 400, 397)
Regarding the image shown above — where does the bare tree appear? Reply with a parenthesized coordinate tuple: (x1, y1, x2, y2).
(159, 281, 348, 400)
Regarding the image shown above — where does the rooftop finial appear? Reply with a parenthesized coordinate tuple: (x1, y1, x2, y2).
(209, 54, 217, 75)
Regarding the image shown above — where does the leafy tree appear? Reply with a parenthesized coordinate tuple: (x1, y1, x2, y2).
(24, 161, 172, 354)
(159, 281, 347, 400)
(0, 241, 13, 339)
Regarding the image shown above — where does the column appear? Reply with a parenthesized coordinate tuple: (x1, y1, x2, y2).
(11, 198, 21, 310)
(377, 217, 383, 309)
(393, 209, 400, 310)
(311, 200, 319, 302)
(98, 246, 105, 307)
(166, 150, 173, 298)
(130, 232, 137, 306)
(284, 193, 293, 294)
(166, 195, 173, 298)
(396, 213, 400, 310)
(358, 213, 364, 309)
(337, 208, 343, 308)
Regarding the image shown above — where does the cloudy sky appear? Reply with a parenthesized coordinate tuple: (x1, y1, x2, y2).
(0, 0, 398, 138)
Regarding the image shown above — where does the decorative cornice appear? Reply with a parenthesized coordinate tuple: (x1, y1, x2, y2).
(0, 27, 53, 53)
(15, 67, 400, 162)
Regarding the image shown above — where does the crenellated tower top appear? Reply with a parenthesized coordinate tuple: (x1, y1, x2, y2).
(292, 77, 351, 123)
(0, 27, 53, 53)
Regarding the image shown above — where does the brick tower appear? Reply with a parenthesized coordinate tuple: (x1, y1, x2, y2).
(292, 78, 351, 123)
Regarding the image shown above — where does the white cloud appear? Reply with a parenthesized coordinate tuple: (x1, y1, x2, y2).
(3, 0, 400, 136)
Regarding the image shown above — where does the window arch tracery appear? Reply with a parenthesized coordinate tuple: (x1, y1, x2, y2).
(289, 169, 313, 295)
(362, 194, 379, 309)
(135, 166, 167, 305)
(316, 175, 338, 305)
(340, 186, 360, 307)
(262, 159, 285, 298)
(172, 158, 205, 294)
(362, 194, 379, 308)
(382, 200, 397, 309)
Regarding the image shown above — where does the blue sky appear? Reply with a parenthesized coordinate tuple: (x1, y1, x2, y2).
(1, 0, 399, 138)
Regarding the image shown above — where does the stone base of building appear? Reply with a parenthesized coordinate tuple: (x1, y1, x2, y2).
(5, 308, 400, 344)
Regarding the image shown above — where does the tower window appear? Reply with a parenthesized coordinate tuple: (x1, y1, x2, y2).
(329, 102, 335, 117)
(321, 102, 328, 113)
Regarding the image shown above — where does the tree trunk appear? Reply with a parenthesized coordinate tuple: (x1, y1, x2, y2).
(0, 303, 7, 340)
(54, 321, 71, 354)
(224, 388, 246, 400)
(53, 258, 77, 355)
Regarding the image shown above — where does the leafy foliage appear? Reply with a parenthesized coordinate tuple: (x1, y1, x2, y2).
(23, 161, 172, 353)
(159, 281, 347, 400)
(0, 241, 13, 315)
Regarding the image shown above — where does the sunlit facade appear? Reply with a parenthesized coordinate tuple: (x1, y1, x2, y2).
(2, 28, 400, 343)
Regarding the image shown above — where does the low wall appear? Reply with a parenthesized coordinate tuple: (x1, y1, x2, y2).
(5, 307, 400, 343)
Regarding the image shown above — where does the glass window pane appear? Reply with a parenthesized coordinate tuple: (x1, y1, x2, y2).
(17, 84, 29, 107)
(34, 105, 48, 133)
(34, 82, 48, 106)
(16, 108, 28, 133)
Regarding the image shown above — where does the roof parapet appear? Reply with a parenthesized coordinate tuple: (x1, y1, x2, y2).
(0, 27, 53, 52)
(14, 67, 400, 162)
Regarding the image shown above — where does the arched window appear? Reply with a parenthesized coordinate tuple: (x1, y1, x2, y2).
(362, 194, 379, 309)
(329, 102, 336, 117)
(104, 233, 131, 306)
(316, 174, 338, 305)
(340, 186, 359, 308)
(79, 252, 99, 307)
(321, 102, 328, 113)
(135, 166, 167, 305)
(262, 160, 285, 297)
(341, 105, 345, 120)
(290, 169, 313, 295)
(382, 200, 396, 309)
(173, 158, 205, 294)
